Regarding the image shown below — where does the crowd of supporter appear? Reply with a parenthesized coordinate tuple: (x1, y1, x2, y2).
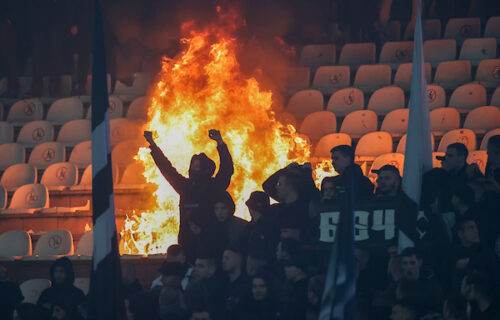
(1, 132, 498, 320)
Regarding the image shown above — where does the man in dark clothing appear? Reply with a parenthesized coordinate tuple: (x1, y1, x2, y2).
(222, 247, 250, 319)
(0, 265, 23, 320)
(37, 257, 85, 315)
(438, 143, 483, 186)
(145, 129, 234, 263)
(121, 262, 143, 300)
(330, 145, 374, 197)
(461, 271, 500, 320)
(485, 135, 500, 184)
(279, 253, 309, 320)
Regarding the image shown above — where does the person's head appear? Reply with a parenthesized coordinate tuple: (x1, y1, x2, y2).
(166, 244, 186, 264)
(189, 310, 211, 320)
(14, 303, 45, 320)
(400, 247, 423, 281)
(441, 143, 468, 172)
(455, 216, 480, 247)
(159, 262, 187, 289)
(189, 153, 215, 181)
(308, 275, 326, 307)
(246, 191, 270, 222)
(246, 252, 268, 276)
(222, 249, 242, 273)
(486, 135, 500, 168)
(330, 145, 354, 174)
(251, 274, 271, 301)
(213, 192, 235, 222)
(121, 262, 136, 285)
(390, 301, 418, 320)
(193, 256, 216, 282)
(51, 295, 80, 320)
(321, 177, 336, 200)
(276, 172, 301, 203)
(284, 254, 308, 282)
(451, 185, 476, 213)
(51, 305, 67, 320)
(276, 238, 301, 264)
(461, 272, 495, 302)
(443, 295, 467, 320)
(50, 257, 75, 287)
(374, 165, 402, 196)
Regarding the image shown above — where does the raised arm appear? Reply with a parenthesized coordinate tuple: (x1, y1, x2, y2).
(209, 129, 234, 190)
(144, 131, 188, 194)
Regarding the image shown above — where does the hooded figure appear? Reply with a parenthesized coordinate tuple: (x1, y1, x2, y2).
(146, 129, 234, 263)
(37, 257, 85, 314)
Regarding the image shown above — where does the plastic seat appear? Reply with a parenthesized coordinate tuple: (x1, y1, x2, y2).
(379, 41, 414, 68)
(475, 59, 500, 89)
(300, 44, 336, 70)
(355, 131, 393, 160)
(118, 163, 147, 187)
(397, 133, 435, 153)
(484, 16, 500, 43)
(87, 95, 124, 120)
(57, 119, 91, 147)
(480, 129, 500, 150)
(7, 98, 44, 125)
(1, 184, 49, 214)
(459, 38, 497, 67)
(0, 163, 37, 191)
(444, 17, 481, 45)
(74, 278, 90, 295)
(0, 143, 25, 170)
(338, 43, 376, 69)
(368, 153, 405, 181)
(449, 83, 487, 113)
(433, 152, 445, 168)
(114, 72, 152, 101)
(312, 66, 350, 94)
(286, 68, 310, 94)
(70, 164, 119, 190)
(394, 62, 432, 91)
(69, 140, 92, 169)
(33, 230, 74, 256)
(467, 150, 488, 175)
(40, 162, 78, 190)
(0, 185, 5, 209)
(46, 98, 83, 125)
(354, 64, 392, 93)
(367, 86, 405, 115)
(112, 139, 147, 170)
(429, 107, 460, 136)
(0, 230, 32, 258)
(491, 87, 500, 107)
(433, 60, 471, 90)
(110, 118, 143, 148)
(339, 110, 378, 139)
(0, 121, 13, 144)
(314, 133, 352, 158)
(425, 84, 446, 110)
(17, 120, 54, 147)
(380, 108, 409, 138)
(423, 39, 457, 67)
(75, 230, 93, 256)
(286, 89, 324, 119)
(404, 19, 441, 40)
(326, 88, 364, 117)
(463, 106, 500, 134)
(126, 96, 149, 120)
(28, 142, 66, 169)
(438, 129, 476, 152)
(299, 111, 336, 141)
(20, 279, 51, 304)
(275, 112, 297, 128)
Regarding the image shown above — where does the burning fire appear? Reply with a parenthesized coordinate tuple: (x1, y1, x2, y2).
(120, 8, 333, 255)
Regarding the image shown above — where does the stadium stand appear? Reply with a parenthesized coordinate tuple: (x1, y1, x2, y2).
(126, 96, 149, 120)
(28, 142, 66, 170)
(0, 143, 25, 170)
(426, 84, 446, 110)
(480, 128, 500, 150)
(0, 230, 32, 258)
(326, 87, 364, 116)
(312, 66, 350, 94)
(314, 133, 352, 158)
(40, 162, 79, 190)
(433, 60, 471, 90)
(7, 98, 44, 126)
(354, 64, 392, 93)
(367, 86, 405, 115)
(379, 41, 414, 69)
(299, 111, 337, 141)
(394, 62, 432, 91)
(86, 95, 124, 120)
(46, 97, 83, 125)
(448, 83, 487, 112)
(286, 89, 324, 118)
(463, 106, 500, 134)
(429, 107, 460, 137)
(300, 44, 336, 71)
(459, 38, 497, 66)
(380, 108, 409, 138)
(0, 163, 37, 191)
(423, 39, 457, 67)
(17, 120, 54, 147)
(20, 279, 51, 304)
(1, 184, 49, 214)
(355, 131, 393, 161)
(403, 19, 441, 40)
(338, 42, 376, 68)
(286, 67, 310, 94)
(339, 110, 378, 139)
(438, 128, 477, 152)
(475, 59, 500, 88)
(444, 17, 481, 45)
(57, 119, 92, 147)
(484, 16, 500, 42)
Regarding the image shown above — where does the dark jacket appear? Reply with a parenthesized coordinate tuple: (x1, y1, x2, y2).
(37, 257, 85, 312)
(150, 143, 233, 262)
(331, 163, 374, 198)
(0, 280, 23, 320)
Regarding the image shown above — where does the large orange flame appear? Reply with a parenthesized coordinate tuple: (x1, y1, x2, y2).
(120, 10, 333, 255)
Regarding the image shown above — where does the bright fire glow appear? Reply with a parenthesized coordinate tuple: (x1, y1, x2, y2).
(120, 10, 334, 255)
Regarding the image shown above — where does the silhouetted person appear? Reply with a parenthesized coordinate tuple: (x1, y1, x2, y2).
(330, 145, 374, 197)
(222, 247, 249, 319)
(145, 129, 234, 263)
(437, 143, 483, 186)
(240, 274, 277, 320)
(0, 265, 23, 320)
(461, 272, 500, 320)
(121, 262, 143, 299)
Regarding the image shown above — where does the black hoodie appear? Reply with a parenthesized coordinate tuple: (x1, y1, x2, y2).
(37, 257, 85, 312)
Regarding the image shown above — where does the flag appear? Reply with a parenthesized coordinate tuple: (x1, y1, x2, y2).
(88, 0, 126, 319)
(320, 167, 356, 320)
(401, 0, 433, 251)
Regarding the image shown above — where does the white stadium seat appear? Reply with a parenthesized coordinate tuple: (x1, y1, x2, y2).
(480, 129, 500, 150)
(32, 230, 74, 257)
(394, 62, 432, 91)
(367, 86, 405, 115)
(28, 142, 66, 170)
(475, 59, 500, 89)
(467, 150, 488, 175)
(314, 133, 352, 158)
(7, 98, 43, 125)
(397, 133, 435, 153)
(355, 131, 393, 160)
(340, 110, 378, 139)
(1, 163, 37, 191)
(40, 162, 79, 190)
(20, 279, 51, 304)
(286, 89, 324, 119)
(380, 108, 409, 138)
(444, 17, 481, 45)
(69, 140, 92, 169)
(463, 106, 500, 134)
(57, 119, 91, 147)
(0, 230, 32, 258)
(312, 66, 350, 94)
(433, 60, 471, 90)
(17, 120, 54, 147)
(459, 38, 497, 67)
(326, 88, 364, 117)
(379, 41, 414, 68)
(423, 39, 456, 67)
(429, 107, 460, 136)
(46, 97, 83, 125)
(438, 129, 476, 152)
(449, 83, 487, 112)
(338, 43, 376, 68)
(300, 44, 336, 70)
(126, 96, 149, 120)
(1, 184, 49, 214)
(299, 111, 337, 141)
(354, 64, 392, 93)
(484, 16, 500, 42)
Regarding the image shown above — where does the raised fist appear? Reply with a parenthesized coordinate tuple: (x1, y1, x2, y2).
(208, 129, 223, 144)
(144, 131, 155, 146)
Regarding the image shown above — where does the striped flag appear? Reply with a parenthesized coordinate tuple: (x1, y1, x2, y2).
(400, 0, 434, 251)
(88, 0, 126, 319)
(320, 167, 356, 320)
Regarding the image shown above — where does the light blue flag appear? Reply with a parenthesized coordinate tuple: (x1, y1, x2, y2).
(400, 0, 434, 251)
